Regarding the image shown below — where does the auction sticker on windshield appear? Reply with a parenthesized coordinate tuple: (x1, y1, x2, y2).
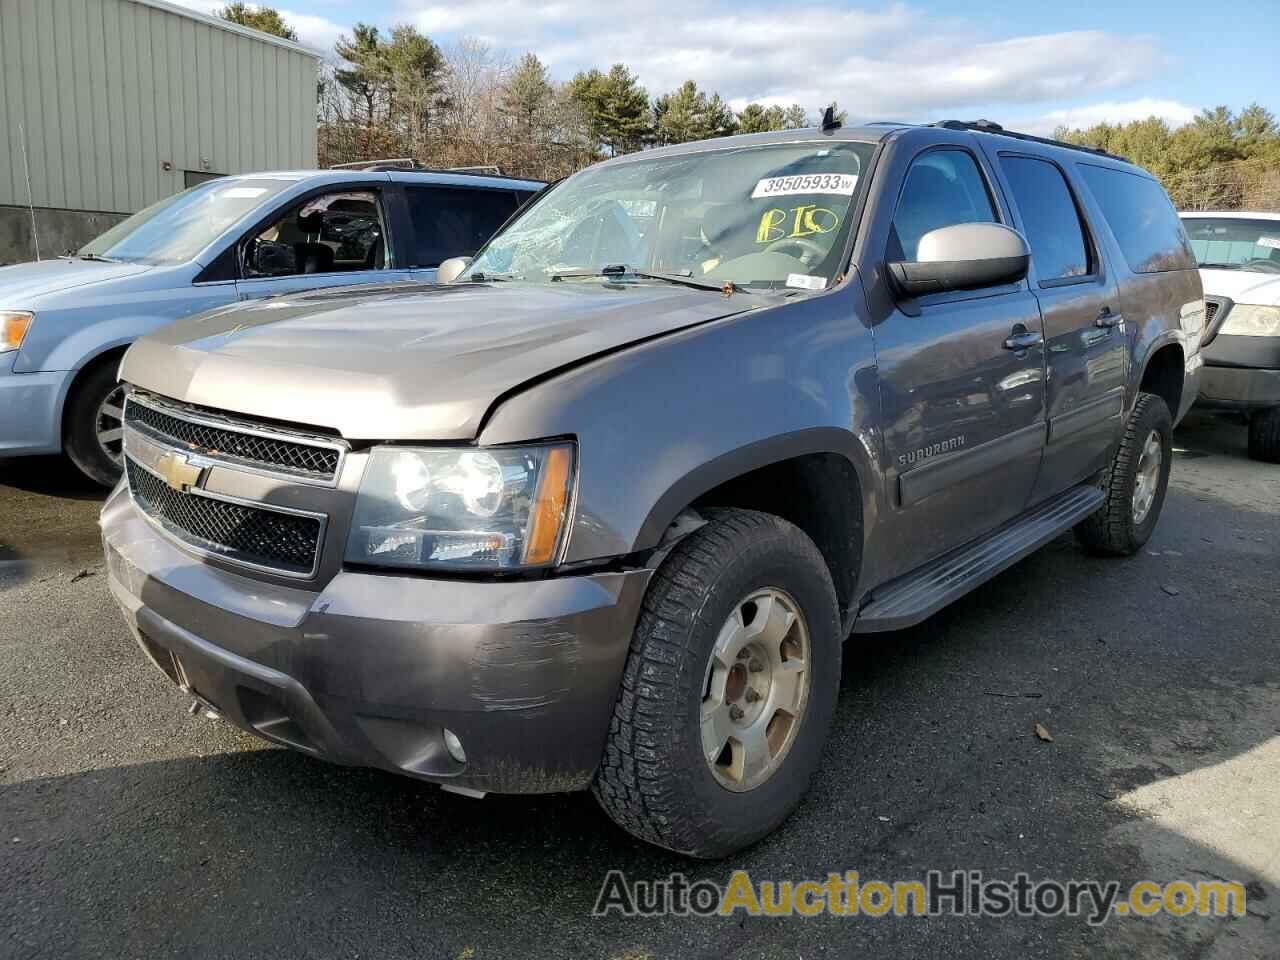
(752, 174, 858, 199)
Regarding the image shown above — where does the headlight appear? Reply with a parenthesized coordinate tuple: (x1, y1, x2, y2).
(1220, 304, 1280, 337)
(346, 443, 575, 571)
(0, 311, 33, 353)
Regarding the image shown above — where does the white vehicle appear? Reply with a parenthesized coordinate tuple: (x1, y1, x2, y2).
(1180, 211, 1280, 461)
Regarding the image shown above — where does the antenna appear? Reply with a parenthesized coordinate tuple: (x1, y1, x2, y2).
(18, 123, 39, 261)
(820, 104, 842, 132)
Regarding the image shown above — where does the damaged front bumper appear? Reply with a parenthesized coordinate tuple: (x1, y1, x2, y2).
(101, 485, 651, 794)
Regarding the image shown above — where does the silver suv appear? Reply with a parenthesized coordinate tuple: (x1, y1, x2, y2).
(0, 169, 542, 484)
(102, 120, 1202, 857)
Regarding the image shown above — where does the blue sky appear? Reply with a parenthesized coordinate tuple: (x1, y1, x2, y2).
(178, 0, 1279, 134)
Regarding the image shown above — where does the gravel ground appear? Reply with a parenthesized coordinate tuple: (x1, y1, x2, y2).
(1, 412, 1277, 960)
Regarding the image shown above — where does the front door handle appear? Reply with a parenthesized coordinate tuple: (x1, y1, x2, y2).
(1003, 329, 1044, 351)
(1095, 307, 1124, 328)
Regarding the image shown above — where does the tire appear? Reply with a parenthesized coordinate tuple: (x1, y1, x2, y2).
(64, 359, 127, 487)
(1074, 392, 1173, 556)
(1248, 407, 1280, 463)
(592, 508, 842, 858)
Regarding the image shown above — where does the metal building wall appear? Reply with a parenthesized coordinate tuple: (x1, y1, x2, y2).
(0, 0, 319, 216)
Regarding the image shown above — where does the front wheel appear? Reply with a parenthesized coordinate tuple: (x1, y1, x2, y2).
(1074, 392, 1173, 556)
(64, 360, 127, 487)
(592, 509, 841, 858)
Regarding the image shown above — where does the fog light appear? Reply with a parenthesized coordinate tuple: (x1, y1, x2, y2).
(443, 727, 466, 764)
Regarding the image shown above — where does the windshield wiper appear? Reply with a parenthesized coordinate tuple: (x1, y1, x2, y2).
(468, 271, 520, 282)
(1198, 262, 1240, 270)
(551, 264, 751, 295)
(78, 253, 120, 263)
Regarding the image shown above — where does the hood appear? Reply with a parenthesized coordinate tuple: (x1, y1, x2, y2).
(1198, 267, 1280, 307)
(122, 280, 759, 440)
(0, 258, 154, 306)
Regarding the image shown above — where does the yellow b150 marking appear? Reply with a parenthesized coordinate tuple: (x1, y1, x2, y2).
(756, 205, 839, 244)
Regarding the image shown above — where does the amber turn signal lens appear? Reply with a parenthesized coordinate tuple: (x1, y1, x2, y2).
(1, 311, 33, 352)
(523, 444, 574, 566)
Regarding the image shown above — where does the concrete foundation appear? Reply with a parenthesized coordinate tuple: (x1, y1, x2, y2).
(0, 205, 128, 267)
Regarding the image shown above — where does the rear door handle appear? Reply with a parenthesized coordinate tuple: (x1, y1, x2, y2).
(1003, 330, 1044, 351)
(1095, 307, 1124, 328)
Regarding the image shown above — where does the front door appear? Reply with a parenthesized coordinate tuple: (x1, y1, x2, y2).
(986, 150, 1127, 503)
(235, 187, 412, 300)
(874, 145, 1048, 575)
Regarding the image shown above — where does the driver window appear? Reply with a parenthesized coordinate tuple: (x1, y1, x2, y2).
(890, 150, 996, 261)
(244, 190, 387, 279)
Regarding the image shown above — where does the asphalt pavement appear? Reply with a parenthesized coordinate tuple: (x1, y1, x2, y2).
(1, 413, 1277, 959)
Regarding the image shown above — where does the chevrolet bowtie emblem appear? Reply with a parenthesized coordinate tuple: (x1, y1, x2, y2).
(156, 452, 205, 493)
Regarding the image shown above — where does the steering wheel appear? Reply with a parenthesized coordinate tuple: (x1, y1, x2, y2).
(764, 236, 827, 267)
(1242, 258, 1280, 274)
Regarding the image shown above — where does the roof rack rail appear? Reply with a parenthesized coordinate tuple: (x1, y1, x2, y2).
(928, 120, 1129, 162)
(328, 159, 522, 180)
(330, 158, 417, 171)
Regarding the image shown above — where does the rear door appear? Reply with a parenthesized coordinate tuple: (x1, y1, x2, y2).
(986, 149, 1127, 502)
(398, 185, 524, 281)
(870, 141, 1048, 573)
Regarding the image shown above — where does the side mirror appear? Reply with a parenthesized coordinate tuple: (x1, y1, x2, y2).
(888, 222, 1030, 299)
(249, 239, 297, 278)
(437, 256, 472, 284)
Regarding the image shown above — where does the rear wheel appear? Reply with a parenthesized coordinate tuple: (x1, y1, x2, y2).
(1248, 407, 1280, 463)
(64, 359, 127, 487)
(592, 509, 841, 858)
(1074, 392, 1173, 556)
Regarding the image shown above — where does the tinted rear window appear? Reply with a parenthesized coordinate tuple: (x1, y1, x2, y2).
(1078, 165, 1195, 274)
(1000, 155, 1092, 281)
(404, 187, 521, 268)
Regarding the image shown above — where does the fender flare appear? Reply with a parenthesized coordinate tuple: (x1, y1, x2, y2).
(633, 426, 878, 553)
(1132, 330, 1187, 410)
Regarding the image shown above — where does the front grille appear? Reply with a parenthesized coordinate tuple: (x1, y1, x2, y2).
(127, 460, 322, 576)
(125, 398, 341, 482)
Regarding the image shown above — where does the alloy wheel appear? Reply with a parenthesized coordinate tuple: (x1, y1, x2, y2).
(95, 384, 127, 466)
(701, 587, 810, 792)
(1132, 428, 1163, 525)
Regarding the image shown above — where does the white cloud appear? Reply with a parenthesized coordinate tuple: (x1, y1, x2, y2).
(395, 0, 1168, 119)
(164, 0, 346, 53)
(1019, 97, 1201, 136)
(175, 0, 1188, 125)
(278, 9, 348, 50)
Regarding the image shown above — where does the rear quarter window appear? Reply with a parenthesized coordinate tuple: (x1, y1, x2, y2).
(1078, 164, 1196, 274)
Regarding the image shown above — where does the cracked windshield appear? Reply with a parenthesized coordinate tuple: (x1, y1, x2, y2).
(464, 140, 874, 292)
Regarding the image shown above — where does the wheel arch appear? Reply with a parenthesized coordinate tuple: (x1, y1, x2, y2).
(1136, 338, 1186, 423)
(59, 343, 130, 441)
(636, 427, 874, 623)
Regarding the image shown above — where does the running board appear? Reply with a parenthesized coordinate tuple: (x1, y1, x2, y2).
(853, 484, 1104, 633)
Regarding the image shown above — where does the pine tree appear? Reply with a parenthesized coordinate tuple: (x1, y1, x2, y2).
(568, 64, 652, 156)
(217, 2, 297, 41)
(335, 24, 387, 135)
(783, 104, 809, 129)
(501, 54, 555, 143)
(737, 103, 786, 134)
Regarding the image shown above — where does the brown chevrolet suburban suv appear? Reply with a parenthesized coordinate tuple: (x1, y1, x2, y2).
(103, 119, 1202, 856)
